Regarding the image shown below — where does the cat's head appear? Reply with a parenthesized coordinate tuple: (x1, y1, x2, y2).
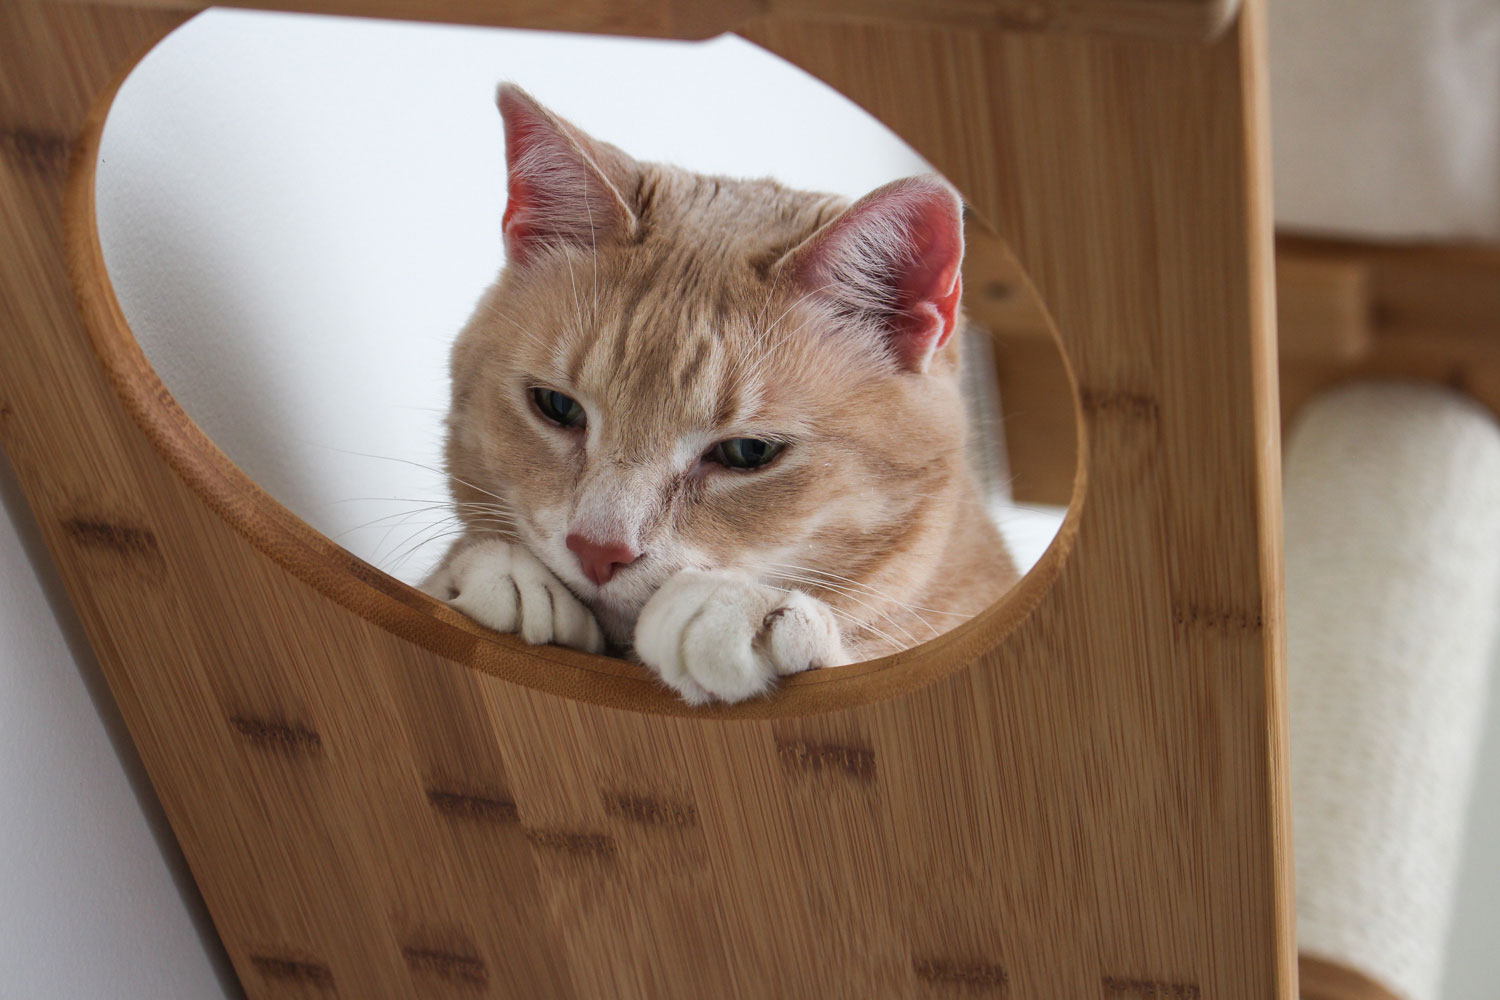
(445, 85, 972, 647)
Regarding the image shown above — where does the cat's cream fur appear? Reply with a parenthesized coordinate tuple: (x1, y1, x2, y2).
(423, 85, 1017, 703)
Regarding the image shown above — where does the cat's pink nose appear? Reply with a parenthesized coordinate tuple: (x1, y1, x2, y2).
(566, 533, 640, 586)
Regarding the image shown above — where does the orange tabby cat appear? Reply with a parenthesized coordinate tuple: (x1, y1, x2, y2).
(424, 85, 1017, 703)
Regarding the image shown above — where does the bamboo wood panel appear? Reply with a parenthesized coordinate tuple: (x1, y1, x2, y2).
(982, 233, 1500, 506)
(0, 1, 1292, 997)
(39, 0, 1243, 41)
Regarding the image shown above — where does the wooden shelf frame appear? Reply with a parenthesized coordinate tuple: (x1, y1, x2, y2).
(0, 1, 1292, 996)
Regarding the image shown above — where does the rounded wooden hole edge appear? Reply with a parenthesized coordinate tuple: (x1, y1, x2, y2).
(61, 11, 1089, 720)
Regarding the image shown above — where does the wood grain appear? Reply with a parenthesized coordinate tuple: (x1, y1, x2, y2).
(41, 0, 1242, 40)
(986, 232, 1500, 505)
(1299, 954, 1404, 1000)
(771, 0, 1241, 38)
(0, 1, 1292, 997)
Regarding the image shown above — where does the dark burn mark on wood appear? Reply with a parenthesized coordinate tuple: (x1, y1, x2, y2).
(1079, 387, 1160, 422)
(402, 945, 488, 987)
(525, 828, 616, 856)
(913, 957, 1008, 990)
(427, 788, 520, 823)
(62, 517, 160, 561)
(0, 126, 70, 175)
(603, 792, 697, 828)
(249, 954, 334, 988)
(1172, 600, 1263, 632)
(1103, 975, 1201, 998)
(228, 715, 323, 755)
(776, 739, 876, 782)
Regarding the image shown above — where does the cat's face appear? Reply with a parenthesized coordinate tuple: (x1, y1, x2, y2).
(445, 86, 970, 646)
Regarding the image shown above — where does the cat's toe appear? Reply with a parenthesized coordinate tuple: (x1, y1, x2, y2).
(633, 570, 716, 700)
(761, 591, 847, 675)
(681, 617, 775, 703)
(635, 570, 782, 704)
(440, 538, 603, 653)
(544, 578, 605, 654)
(446, 539, 522, 633)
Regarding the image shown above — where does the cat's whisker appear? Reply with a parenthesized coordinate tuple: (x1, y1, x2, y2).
(756, 311, 822, 364)
(371, 515, 466, 567)
(760, 569, 924, 644)
(385, 528, 481, 574)
(753, 260, 785, 334)
(763, 560, 969, 619)
(359, 501, 514, 567)
(561, 242, 592, 346)
(331, 496, 520, 518)
(334, 504, 459, 538)
(761, 583, 902, 652)
(757, 281, 837, 348)
(322, 448, 515, 508)
(583, 183, 600, 319)
(381, 519, 512, 575)
(762, 566, 946, 640)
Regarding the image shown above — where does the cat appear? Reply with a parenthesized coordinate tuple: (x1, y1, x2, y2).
(422, 84, 1018, 704)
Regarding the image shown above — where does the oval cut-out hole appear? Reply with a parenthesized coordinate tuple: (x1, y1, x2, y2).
(96, 9, 1075, 703)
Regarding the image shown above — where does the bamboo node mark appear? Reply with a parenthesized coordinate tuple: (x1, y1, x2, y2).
(776, 740, 876, 781)
(249, 954, 334, 989)
(228, 715, 323, 754)
(426, 788, 520, 823)
(401, 945, 488, 987)
(0, 126, 69, 174)
(913, 957, 1008, 989)
(604, 792, 698, 827)
(1103, 975, 1201, 998)
(525, 828, 617, 856)
(62, 517, 160, 562)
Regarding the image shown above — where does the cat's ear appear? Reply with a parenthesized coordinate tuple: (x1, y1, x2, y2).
(497, 84, 640, 267)
(784, 176, 964, 374)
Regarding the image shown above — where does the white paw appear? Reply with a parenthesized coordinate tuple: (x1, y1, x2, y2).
(422, 538, 604, 654)
(633, 570, 846, 705)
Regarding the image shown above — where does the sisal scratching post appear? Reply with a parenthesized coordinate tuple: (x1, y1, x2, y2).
(1286, 382, 1500, 1000)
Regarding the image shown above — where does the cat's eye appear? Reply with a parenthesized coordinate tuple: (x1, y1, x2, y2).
(707, 437, 784, 471)
(532, 387, 586, 429)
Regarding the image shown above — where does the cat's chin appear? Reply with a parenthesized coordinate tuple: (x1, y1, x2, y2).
(588, 595, 643, 650)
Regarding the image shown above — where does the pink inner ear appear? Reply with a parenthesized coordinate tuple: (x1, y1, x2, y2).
(889, 196, 964, 370)
(497, 87, 634, 269)
(498, 94, 554, 267)
(794, 179, 965, 373)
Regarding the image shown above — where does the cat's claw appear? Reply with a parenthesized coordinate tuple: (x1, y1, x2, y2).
(633, 569, 847, 705)
(423, 538, 605, 655)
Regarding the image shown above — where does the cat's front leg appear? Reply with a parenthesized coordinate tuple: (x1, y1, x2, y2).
(633, 570, 847, 705)
(423, 537, 604, 654)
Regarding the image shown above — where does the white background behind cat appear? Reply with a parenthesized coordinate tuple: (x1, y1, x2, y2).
(94, 10, 953, 583)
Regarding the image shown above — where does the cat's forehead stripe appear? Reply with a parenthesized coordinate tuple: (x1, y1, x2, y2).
(675, 336, 712, 393)
(606, 278, 652, 374)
